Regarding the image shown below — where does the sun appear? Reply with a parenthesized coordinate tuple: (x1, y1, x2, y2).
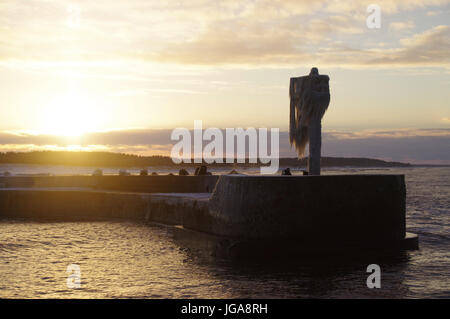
(40, 90, 103, 137)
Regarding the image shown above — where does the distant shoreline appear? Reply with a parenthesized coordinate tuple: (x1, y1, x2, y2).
(0, 150, 423, 168)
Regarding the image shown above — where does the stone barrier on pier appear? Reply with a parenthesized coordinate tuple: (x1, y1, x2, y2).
(0, 175, 219, 193)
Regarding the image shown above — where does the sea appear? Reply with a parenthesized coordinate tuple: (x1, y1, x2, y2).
(0, 164, 448, 298)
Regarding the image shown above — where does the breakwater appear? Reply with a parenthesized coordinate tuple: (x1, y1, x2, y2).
(0, 175, 219, 193)
(0, 174, 418, 258)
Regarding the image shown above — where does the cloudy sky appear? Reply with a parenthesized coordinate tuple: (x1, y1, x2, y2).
(0, 0, 449, 163)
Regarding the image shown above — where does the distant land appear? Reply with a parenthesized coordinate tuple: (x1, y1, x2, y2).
(0, 151, 413, 168)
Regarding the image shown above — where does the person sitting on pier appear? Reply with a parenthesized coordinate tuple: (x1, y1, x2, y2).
(282, 168, 292, 175)
(140, 169, 148, 176)
(195, 165, 212, 176)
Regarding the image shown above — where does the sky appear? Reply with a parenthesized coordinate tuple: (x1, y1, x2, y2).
(0, 0, 449, 164)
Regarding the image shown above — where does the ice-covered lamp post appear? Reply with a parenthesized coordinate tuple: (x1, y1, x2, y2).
(289, 68, 330, 175)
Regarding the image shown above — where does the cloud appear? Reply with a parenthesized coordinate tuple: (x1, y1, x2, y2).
(383, 25, 450, 65)
(289, 129, 450, 163)
(1, 128, 449, 164)
(322, 128, 450, 139)
(318, 130, 450, 164)
(155, 22, 450, 67)
(326, 0, 450, 14)
(389, 21, 416, 31)
(426, 10, 441, 16)
(316, 25, 450, 68)
(0, 0, 449, 68)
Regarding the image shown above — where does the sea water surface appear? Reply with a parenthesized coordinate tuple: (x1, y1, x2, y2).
(0, 166, 448, 298)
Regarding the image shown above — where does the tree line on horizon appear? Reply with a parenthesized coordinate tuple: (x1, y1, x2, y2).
(0, 151, 411, 168)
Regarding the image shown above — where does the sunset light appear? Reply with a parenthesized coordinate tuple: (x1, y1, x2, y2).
(39, 90, 105, 137)
(0, 0, 448, 304)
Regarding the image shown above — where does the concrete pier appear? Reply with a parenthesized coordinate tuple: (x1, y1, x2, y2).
(0, 188, 209, 222)
(0, 175, 418, 258)
(208, 175, 406, 240)
(0, 175, 219, 193)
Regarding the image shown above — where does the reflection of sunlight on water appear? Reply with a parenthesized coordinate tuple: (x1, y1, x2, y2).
(0, 220, 410, 298)
(0, 167, 448, 298)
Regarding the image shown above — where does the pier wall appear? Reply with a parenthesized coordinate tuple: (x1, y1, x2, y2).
(0, 189, 149, 221)
(207, 175, 406, 242)
(0, 175, 219, 193)
(0, 189, 209, 224)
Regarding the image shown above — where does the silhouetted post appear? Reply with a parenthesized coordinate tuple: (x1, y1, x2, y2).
(289, 67, 330, 175)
